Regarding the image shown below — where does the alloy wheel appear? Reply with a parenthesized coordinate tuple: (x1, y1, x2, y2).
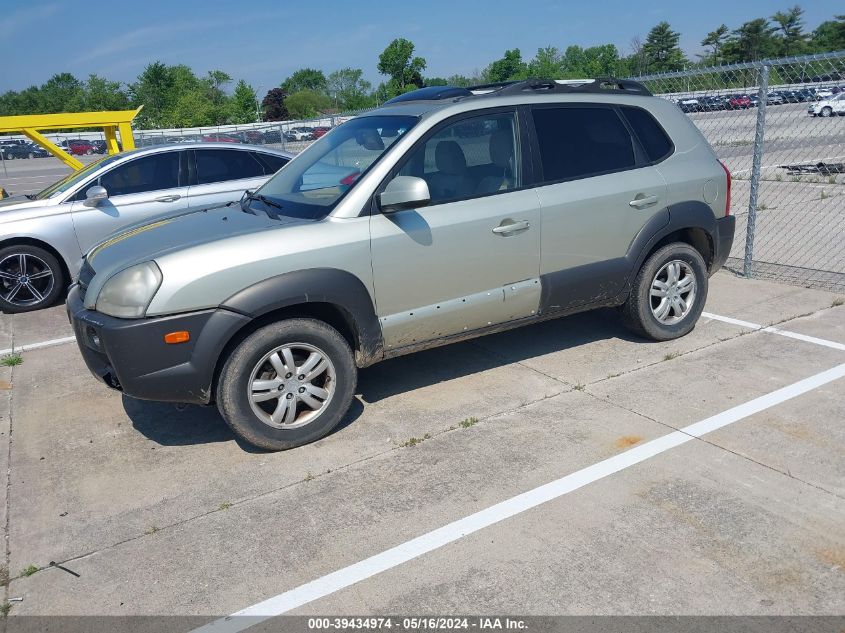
(0, 253, 55, 308)
(248, 342, 336, 429)
(649, 260, 697, 325)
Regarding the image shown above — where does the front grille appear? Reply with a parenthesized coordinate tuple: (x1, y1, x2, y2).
(77, 258, 95, 302)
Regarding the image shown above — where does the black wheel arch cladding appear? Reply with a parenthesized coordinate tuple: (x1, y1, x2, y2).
(220, 268, 384, 366)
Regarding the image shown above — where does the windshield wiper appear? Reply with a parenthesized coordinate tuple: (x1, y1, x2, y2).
(244, 192, 284, 213)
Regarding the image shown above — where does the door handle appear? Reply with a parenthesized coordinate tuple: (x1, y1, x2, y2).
(629, 195, 659, 209)
(155, 194, 181, 203)
(492, 219, 530, 235)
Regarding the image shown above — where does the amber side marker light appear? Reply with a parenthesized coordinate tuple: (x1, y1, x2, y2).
(164, 331, 190, 344)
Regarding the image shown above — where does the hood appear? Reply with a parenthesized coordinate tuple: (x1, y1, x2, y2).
(0, 195, 41, 211)
(84, 204, 309, 298)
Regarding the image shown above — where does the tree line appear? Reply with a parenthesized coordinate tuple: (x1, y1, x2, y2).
(0, 7, 842, 128)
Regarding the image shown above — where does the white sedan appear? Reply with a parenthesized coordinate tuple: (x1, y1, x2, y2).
(808, 93, 845, 117)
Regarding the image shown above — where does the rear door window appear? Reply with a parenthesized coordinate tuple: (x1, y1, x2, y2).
(620, 106, 673, 163)
(531, 106, 636, 183)
(195, 149, 265, 184)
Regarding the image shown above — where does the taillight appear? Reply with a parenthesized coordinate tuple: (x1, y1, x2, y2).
(719, 161, 731, 217)
(340, 172, 360, 186)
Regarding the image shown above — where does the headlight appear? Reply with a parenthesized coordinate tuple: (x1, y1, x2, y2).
(96, 261, 162, 318)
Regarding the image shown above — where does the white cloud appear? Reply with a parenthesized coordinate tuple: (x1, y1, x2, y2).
(0, 2, 61, 36)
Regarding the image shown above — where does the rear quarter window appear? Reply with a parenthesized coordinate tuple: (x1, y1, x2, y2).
(620, 106, 674, 163)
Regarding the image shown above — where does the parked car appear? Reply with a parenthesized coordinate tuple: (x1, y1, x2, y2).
(60, 139, 96, 155)
(67, 77, 735, 451)
(201, 133, 241, 143)
(91, 140, 122, 154)
(728, 95, 752, 109)
(262, 130, 282, 144)
(808, 92, 845, 117)
(765, 92, 785, 105)
(0, 144, 293, 313)
(311, 126, 332, 139)
(284, 127, 314, 141)
(677, 98, 700, 113)
(233, 130, 266, 145)
(698, 95, 729, 111)
(1, 143, 49, 159)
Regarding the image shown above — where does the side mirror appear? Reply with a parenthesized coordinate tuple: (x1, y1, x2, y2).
(84, 185, 108, 207)
(378, 176, 430, 213)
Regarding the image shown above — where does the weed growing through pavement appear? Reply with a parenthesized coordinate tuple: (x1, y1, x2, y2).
(400, 433, 431, 447)
(832, 298, 844, 307)
(144, 526, 159, 535)
(663, 351, 681, 361)
(20, 565, 38, 578)
(218, 501, 231, 510)
(0, 603, 10, 617)
(460, 417, 479, 429)
(1, 353, 22, 367)
(572, 383, 586, 391)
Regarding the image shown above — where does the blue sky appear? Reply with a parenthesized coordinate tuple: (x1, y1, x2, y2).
(1, 0, 842, 92)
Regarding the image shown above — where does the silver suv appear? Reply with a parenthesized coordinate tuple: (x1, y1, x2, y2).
(68, 78, 735, 451)
(0, 144, 291, 312)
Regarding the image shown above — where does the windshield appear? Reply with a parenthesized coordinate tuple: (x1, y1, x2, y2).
(253, 115, 418, 220)
(33, 153, 123, 200)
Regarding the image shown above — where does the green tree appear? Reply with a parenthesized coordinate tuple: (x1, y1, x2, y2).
(377, 38, 427, 92)
(525, 47, 563, 79)
(284, 89, 332, 119)
(484, 49, 526, 83)
(38, 73, 85, 113)
(326, 67, 373, 110)
(282, 68, 327, 94)
(809, 14, 845, 52)
(84, 74, 129, 111)
(700, 25, 730, 63)
(130, 61, 175, 127)
(642, 22, 687, 73)
(262, 87, 290, 121)
(723, 18, 778, 62)
(165, 90, 215, 128)
(230, 79, 257, 124)
(772, 5, 807, 55)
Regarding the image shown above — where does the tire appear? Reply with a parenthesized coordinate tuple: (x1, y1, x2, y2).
(620, 242, 708, 341)
(28, 152, 34, 159)
(217, 318, 357, 451)
(821, 107, 833, 118)
(0, 244, 65, 313)
(85, 149, 93, 155)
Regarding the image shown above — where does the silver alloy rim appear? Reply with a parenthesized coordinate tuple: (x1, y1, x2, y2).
(247, 342, 336, 429)
(0, 253, 55, 307)
(650, 260, 697, 325)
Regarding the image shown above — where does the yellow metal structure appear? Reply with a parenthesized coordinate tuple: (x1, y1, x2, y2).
(0, 107, 142, 170)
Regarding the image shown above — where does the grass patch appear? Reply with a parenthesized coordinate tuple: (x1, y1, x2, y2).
(663, 351, 681, 361)
(1, 353, 22, 367)
(832, 297, 844, 307)
(303, 472, 314, 482)
(400, 433, 431, 448)
(459, 417, 479, 429)
(20, 565, 38, 578)
(0, 602, 10, 617)
(218, 501, 231, 511)
(144, 526, 159, 535)
(572, 383, 586, 391)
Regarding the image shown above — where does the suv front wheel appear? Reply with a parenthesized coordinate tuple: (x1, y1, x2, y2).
(217, 318, 357, 450)
(621, 242, 708, 341)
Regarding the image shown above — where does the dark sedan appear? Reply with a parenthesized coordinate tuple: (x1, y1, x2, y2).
(1, 143, 50, 159)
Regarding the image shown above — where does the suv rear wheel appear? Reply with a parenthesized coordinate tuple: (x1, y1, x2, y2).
(621, 242, 708, 341)
(217, 318, 357, 450)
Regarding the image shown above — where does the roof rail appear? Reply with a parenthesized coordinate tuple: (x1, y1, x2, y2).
(383, 85, 474, 105)
(468, 77, 652, 97)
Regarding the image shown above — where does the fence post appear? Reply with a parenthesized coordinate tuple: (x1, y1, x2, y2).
(743, 63, 769, 278)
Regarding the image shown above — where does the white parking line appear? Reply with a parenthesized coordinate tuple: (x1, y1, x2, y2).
(702, 312, 845, 351)
(0, 335, 77, 356)
(192, 362, 845, 632)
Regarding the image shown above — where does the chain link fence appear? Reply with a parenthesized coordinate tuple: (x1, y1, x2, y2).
(631, 51, 845, 291)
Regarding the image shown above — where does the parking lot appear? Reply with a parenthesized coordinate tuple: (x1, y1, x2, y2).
(0, 271, 842, 627)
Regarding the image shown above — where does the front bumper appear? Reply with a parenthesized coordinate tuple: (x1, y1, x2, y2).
(67, 286, 250, 404)
(711, 215, 736, 273)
